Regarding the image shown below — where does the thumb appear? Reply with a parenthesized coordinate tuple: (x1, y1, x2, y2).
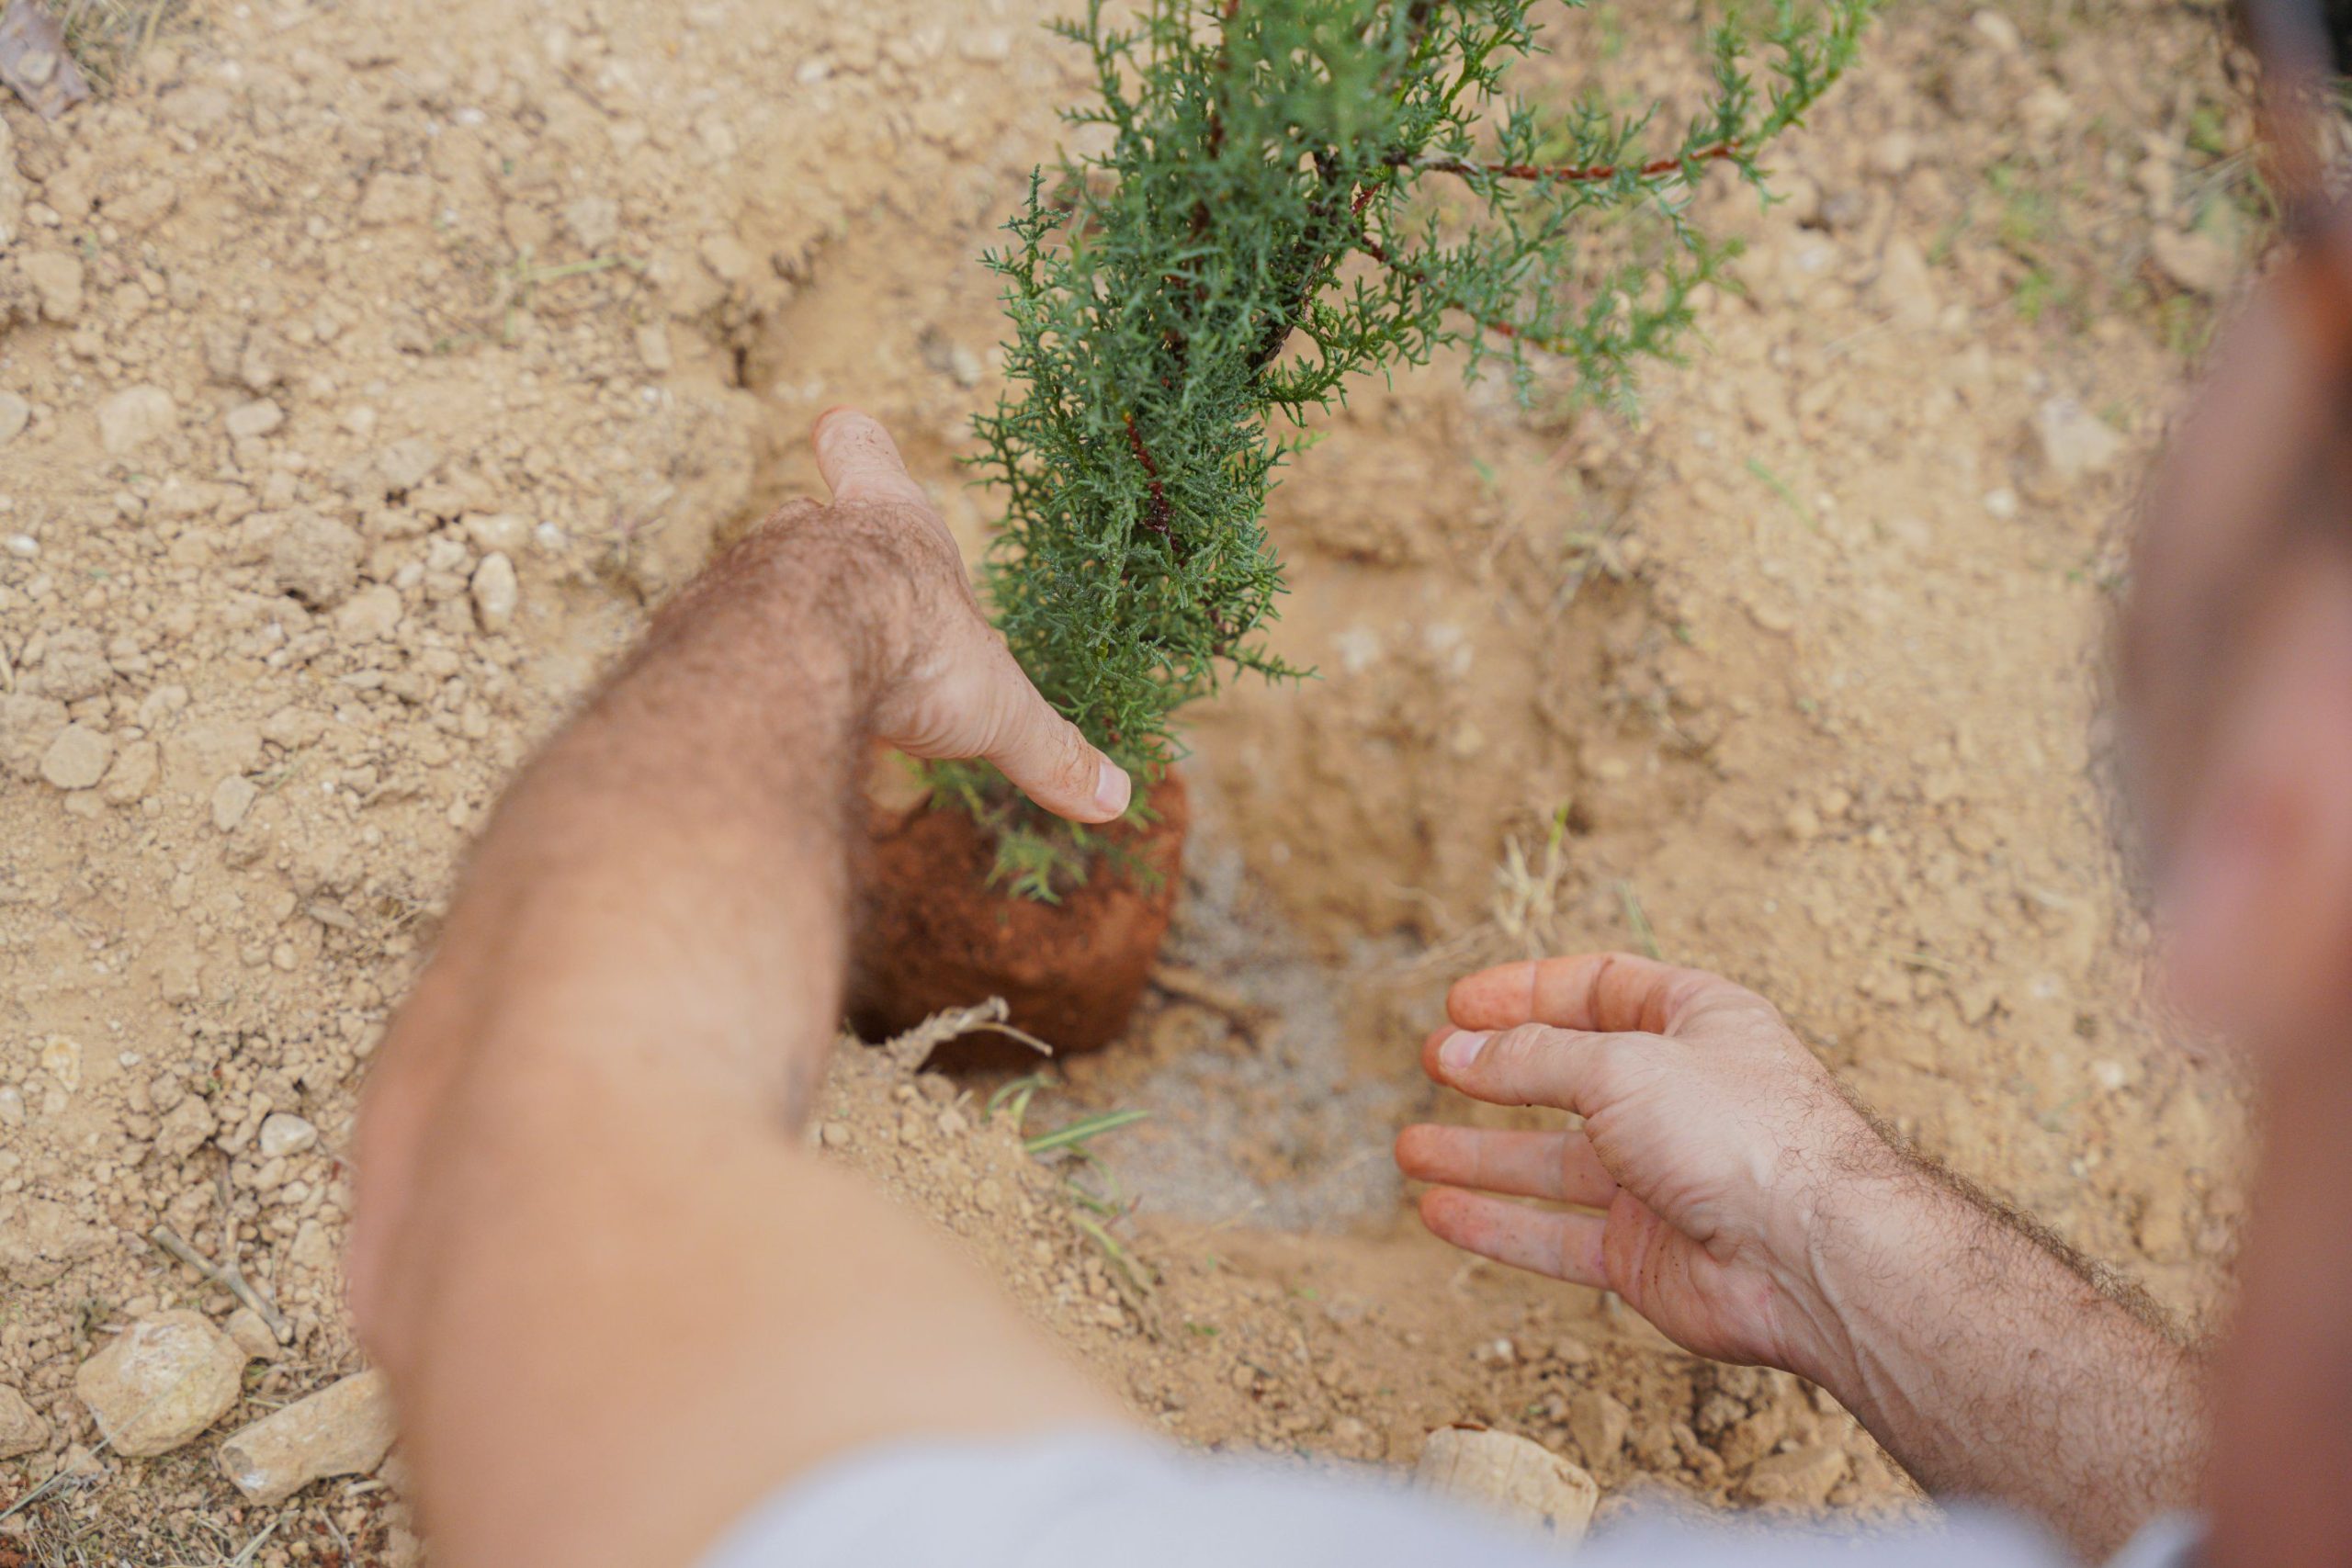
(812, 407, 932, 511)
(979, 663, 1134, 825)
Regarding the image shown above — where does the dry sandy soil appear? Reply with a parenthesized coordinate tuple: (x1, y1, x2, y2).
(0, 0, 2256, 1561)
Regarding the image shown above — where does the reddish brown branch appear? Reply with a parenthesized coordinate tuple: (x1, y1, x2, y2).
(1123, 412, 1175, 539)
(1405, 141, 1742, 186)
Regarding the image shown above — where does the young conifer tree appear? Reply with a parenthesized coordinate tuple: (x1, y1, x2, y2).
(939, 0, 1876, 897)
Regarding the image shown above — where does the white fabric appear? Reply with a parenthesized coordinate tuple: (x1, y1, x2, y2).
(700, 1429, 2201, 1568)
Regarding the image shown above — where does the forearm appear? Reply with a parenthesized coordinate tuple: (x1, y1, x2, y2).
(1792, 1150, 2205, 1559)
(434, 524, 874, 1104)
(352, 523, 878, 1310)
(351, 512, 1125, 1567)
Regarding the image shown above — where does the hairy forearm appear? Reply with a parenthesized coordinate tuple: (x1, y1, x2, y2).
(351, 521, 888, 1333)
(1793, 1149, 2205, 1560)
(450, 524, 881, 1108)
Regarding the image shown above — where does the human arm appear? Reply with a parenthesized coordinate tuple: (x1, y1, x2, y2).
(345, 412, 1133, 1568)
(1395, 953, 2204, 1561)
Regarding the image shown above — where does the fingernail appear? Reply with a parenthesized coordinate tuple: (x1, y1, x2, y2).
(1093, 760, 1133, 818)
(1438, 1030, 1487, 1074)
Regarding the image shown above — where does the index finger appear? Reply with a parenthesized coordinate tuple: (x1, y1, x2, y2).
(1446, 953, 1736, 1035)
(812, 408, 933, 511)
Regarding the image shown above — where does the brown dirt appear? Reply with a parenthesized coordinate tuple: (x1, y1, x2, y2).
(851, 773, 1189, 1057)
(0, 0, 2257, 1562)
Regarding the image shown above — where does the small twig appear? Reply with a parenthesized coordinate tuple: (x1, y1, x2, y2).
(1402, 141, 1742, 186)
(148, 1224, 291, 1343)
(226, 1518, 281, 1568)
(1121, 412, 1176, 539)
(876, 997, 1055, 1073)
(0, 1467, 78, 1525)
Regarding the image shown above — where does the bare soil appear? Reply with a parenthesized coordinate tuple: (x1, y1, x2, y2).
(0, 0, 2254, 1562)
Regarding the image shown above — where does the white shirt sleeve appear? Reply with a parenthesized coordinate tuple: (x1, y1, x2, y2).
(699, 1428, 2178, 1568)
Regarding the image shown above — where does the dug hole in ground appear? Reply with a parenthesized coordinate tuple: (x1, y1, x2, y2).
(0, 0, 2250, 1560)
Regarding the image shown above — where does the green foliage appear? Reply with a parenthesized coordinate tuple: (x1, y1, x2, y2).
(956, 0, 1876, 893)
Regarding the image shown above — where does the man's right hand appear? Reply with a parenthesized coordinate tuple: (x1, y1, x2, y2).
(1394, 953, 1902, 1378)
(1397, 952, 2207, 1559)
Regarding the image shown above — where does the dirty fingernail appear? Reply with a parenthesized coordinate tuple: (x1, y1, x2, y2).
(1093, 759, 1132, 818)
(1438, 1030, 1487, 1074)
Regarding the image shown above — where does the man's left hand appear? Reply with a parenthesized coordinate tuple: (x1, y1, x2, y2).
(755, 408, 1131, 824)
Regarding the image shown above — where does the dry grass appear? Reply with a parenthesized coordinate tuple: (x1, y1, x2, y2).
(1, 1444, 396, 1568)
(54, 0, 191, 88)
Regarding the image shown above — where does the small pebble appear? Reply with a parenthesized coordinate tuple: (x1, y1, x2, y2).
(259, 1111, 319, 1158)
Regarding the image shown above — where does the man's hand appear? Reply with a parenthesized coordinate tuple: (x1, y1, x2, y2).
(753, 407, 1130, 824)
(1396, 953, 2206, 1558)
(1395, 953, 1890, 1375)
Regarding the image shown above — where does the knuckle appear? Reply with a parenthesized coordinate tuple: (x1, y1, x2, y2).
(1041, 719, 1095, 799)
(1488, 1023, 1553, 1075)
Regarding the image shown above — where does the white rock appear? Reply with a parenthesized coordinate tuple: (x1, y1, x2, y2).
(218, 1371, 395, 1505)
(562, 195, 620, 252)
(0, 390, 28, 445)
(0, 1383, 48, 1458)
(332, 437, 439, 502)
(288, 1220, 335, 1272)
(259, 1112, 319, 1159)
(1567, 1387, 1629, 1465)
(0, 693, 69, 779)
(40, 723, 112, 790)
(1415, 1426, 1599, 1544)
(462, 513, 532, 555)
(19, 249, 83, 321)
(96, 385, 178, 455)
(2031, 397, 2126, 484)
(334, 582, 405, 643)
(1742, 1442, 1849, 1506)
(38, 1037, 81, 1093)
(102, 739, 159, 806)
(211, 774, 259, 833)
(634, 322, 673, 372)
(1972, 8, 2021, 51)
(225, 399, 285, 439)
(28, 626, 111, 701)
(74, 1310, 248, 1458)
(1871, 236, 1937, 331)
(223, 1308, 282, 1360)
(470, 551, 518, 632)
